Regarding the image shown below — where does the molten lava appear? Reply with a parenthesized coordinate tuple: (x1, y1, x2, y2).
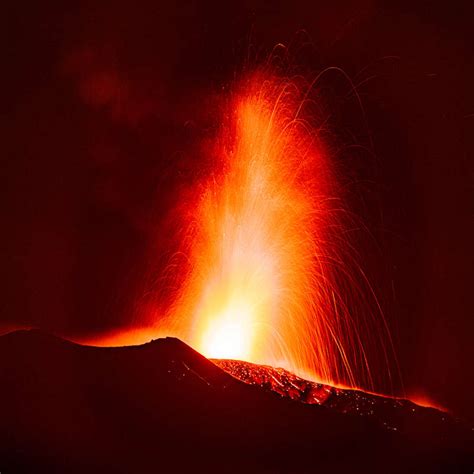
(166, 71, 395, 391)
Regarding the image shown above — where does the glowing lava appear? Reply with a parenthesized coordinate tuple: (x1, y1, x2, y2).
(201, 304, 253, 360)
(163, 70, 396, 392)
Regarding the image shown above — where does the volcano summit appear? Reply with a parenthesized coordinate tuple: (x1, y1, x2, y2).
(0, 330, 472, 473)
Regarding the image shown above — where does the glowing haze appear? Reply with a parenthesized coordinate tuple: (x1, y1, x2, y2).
(164, 71, 395, 391)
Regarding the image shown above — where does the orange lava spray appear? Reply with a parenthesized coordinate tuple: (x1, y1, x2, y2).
(166, 70, 396, 391)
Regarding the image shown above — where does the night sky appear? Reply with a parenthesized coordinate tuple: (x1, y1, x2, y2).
(3, 1, 473, 418)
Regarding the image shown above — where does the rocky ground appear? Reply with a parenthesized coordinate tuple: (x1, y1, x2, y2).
(0, 330, 472, 473)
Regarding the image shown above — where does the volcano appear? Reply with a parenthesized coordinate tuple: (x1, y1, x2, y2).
(0, 330, 472, 473)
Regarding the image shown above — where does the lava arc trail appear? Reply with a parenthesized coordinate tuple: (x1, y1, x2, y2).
(165, 70, 396, 391)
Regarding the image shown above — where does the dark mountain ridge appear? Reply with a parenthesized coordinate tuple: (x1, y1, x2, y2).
(0, 330, 471, 473)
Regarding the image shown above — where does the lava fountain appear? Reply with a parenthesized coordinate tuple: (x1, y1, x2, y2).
(166, 71, 395, 391)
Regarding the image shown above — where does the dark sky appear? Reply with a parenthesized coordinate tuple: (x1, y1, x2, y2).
(3, 1, 473, 418)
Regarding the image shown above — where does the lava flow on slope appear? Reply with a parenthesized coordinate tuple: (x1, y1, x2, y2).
(213, 358, 470, 440)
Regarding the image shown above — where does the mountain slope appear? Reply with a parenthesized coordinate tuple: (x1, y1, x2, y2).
(0, 330, 471, 473)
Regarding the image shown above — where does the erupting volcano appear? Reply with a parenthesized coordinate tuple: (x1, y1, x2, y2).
(3, 1, 473, 471)
(161, 71, 395, 392)
(1, 68, 473, 474)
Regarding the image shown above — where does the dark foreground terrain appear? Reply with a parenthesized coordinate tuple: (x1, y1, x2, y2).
(0, 330, 472, 473)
